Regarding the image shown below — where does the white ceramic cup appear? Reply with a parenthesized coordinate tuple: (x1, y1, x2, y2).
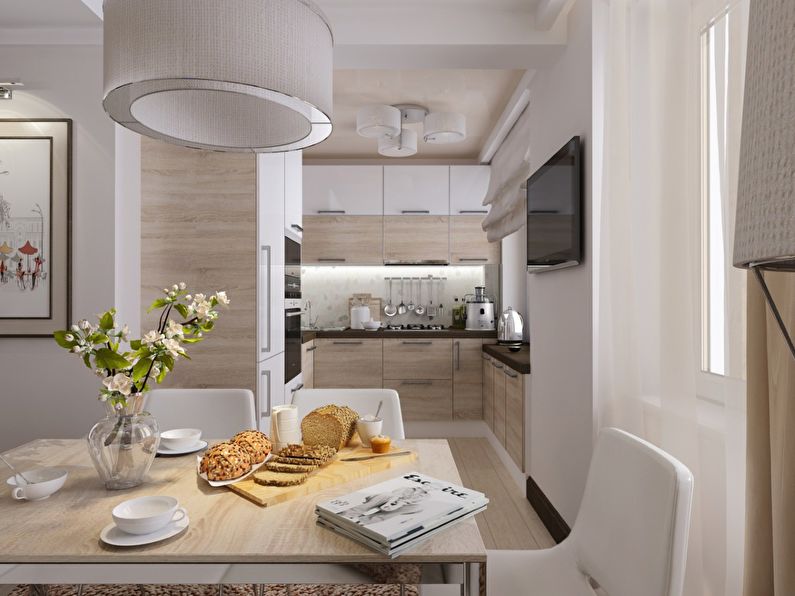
(8, 467, 68, 501)
(357, 417, 384, 447)
(271, 404, 301, 450)
(160, 428, 202, 451)
(112, 495, 186, 535)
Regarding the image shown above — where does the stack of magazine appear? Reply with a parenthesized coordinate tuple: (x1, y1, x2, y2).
(315, 471, 488, 557)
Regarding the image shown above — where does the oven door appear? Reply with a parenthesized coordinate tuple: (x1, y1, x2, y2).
(285, 307, 302, 383)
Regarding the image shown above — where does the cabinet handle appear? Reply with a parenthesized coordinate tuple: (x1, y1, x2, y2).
(333, 341, 363, 345)
(401, 340, 433, 345)
(291, 224, 304, 232)
(492, 362, 503, 369)
(260, 368, 271, 418)
(458, 258, 489, 262)
(260, 245, 271, 355)
(319, 258, 347, 262)
(504, 369, 518, 378)
(402, 380, 433, 385)
(306, 346, 317, 352)
(459, 209, 488, 214)
(317, 210, 346, 214)
(401, 210, 430, 214)
(454, 341, 460, 370)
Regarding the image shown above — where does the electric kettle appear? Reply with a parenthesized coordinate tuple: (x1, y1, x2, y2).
(497, 307, 524, 351)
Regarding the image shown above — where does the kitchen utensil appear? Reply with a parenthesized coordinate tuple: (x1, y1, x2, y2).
(6, 467, 67, 501)
(340, 451, 412, 462)
(350, 300, 371, 330)
(415, 279, 425, 315)
(407, 278, 415, 311)
(112, 495, 186, 535)
(159, 428, 202, 451)
(498, 307, 525, 351)
(427, 277, 437, 318)
(397, 279, 407, 315)
(464, 286, 496, 331)
(356, 416, 383, 447)
(0, 454, 31, 485)
(100, 513, 189, 547)
(270, 404, 301, 451)
(384, 280, 397, 317)
(375, 400, 384, 419)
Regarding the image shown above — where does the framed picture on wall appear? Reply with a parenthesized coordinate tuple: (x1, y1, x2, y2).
(0, 119, 71, 337)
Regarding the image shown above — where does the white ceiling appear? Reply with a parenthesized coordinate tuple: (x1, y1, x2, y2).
(305, 69, 525, 160)
(0, 0, 100, 28)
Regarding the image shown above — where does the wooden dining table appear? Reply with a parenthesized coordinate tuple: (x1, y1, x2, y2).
(0, 439, 487, 595)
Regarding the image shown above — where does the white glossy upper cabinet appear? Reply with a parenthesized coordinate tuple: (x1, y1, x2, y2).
(303, 165, 383, 215)
(257, 154, 285, 360)
(383, 166, 450, 215)
(450, 166, 491, 214)
(284, 151, 303, 238)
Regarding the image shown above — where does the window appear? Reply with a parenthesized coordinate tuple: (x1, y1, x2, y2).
(699, 2, 748, 379)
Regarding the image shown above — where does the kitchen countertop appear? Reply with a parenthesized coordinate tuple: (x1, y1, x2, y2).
(482, 343, 531, 374)
(302, 328, 497, 342)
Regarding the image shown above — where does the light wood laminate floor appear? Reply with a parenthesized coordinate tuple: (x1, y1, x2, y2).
(449, 438, 555, 550)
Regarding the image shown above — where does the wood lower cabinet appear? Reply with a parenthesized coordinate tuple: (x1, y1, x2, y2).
(383, 339, 452, 380)
(313, 339, 382, 388)
(383, 216, 449, 264)
(492, 361, 506, 445)
(383, 379, 453, 421)
(453, 339, 484, 419)
(450, 216, 501, 265)
(504, 367, 524, 470)
(483, 355, 494, 430)
(302, 216, 383, 265)
(301, 340, 315, 389)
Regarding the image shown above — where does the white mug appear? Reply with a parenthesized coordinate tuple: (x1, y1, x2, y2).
(8, 468, 68, 501)
(270, 404, 301, 450)
(112, 495, 186, 535)
(357, 417, 384, 448)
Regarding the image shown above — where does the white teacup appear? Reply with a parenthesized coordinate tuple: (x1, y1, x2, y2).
(357, 416, 384, 447)
(271, 404, 301, 450)
(112, 495, 186, 535)
(7, 467, 68, 501)
(160, 428, 202, 451)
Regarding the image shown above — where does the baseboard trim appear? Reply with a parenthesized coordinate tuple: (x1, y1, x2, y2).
(526, 475, 571, 544)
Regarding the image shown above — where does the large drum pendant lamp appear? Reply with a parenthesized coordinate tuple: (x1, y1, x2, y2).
(102, 0, 333, 152)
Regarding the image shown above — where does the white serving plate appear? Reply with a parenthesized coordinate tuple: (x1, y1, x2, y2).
(196, 452, 270, 487)
(157, 440, 208, 457)
(100, 515, 189, 547)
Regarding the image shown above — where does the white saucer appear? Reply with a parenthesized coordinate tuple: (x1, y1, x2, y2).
(100, 515, 189, 547)
(157, 440, 208, 456)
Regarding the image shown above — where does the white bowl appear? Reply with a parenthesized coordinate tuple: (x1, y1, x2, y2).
(7, 467, 68, 501)
(362, 321, 382, 330)
(112, 495, 186, 535)
(160, 428, 202, 451)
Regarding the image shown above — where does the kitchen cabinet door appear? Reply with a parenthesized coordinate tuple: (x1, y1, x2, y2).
(383, 216, 449, 264)
(383, 339, 452, 380)
(383, 379, 453, 421)
(258, 353, 285, 432)
(257, 154, 285, 358)
(284, 150, 303, 238)
(453, 339, 483, 419)
(383, 166, 449, 215)
(483, 355, 494, 431)
(450, 166, 491, 214)
(504, 367, 524, 471)
(302, 215, 383, 265)
(450, 216, 501, 265)
(492, 360, 506, 445)
(303, 166, 383, 215)
(301, 340, 315, 389)
(314, 339, 383, 388)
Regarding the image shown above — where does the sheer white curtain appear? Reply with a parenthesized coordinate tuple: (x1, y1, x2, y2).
(594, 1, 747, 595)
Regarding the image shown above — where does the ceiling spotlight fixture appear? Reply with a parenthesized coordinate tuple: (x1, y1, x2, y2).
(424, 112, 466, 144)
(378, 128, 418, 157)
(102, 0, 333, 153)
(0, 82, 24, 100)
(356, 103, 466, 157)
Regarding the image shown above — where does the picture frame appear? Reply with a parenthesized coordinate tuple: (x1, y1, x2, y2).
(0, 118, 72, 337)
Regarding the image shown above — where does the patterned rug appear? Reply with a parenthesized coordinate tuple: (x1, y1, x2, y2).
(9, 585, 419, 596)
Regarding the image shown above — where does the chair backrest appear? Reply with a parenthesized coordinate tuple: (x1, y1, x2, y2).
(571, 428, 694, 596)
(144, 388, 257, 438)
(291, 388, 405, 440)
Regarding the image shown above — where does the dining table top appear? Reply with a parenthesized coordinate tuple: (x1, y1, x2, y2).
(0, 438, 486, 565)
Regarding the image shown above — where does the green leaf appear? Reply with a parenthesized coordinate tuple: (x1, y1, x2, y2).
(131, 357, 151, 382)
(180, 337, 202, 344)
(156, 367, 168, 383)
(174, 303, 189, 319)
(129, 339, 142, 350)
(160, 353, 175, 371)
(82, 353, 92, 369)
(94, 348, 132, 371)
(147, 298, 169, 312)
(53, 330, 75, 349)
(88, 333, 109, 345)
(98, 311, 114, 330)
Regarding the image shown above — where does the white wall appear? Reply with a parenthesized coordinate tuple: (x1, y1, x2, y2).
(0, 45, 115, 451)
(520, 0, 594, 524)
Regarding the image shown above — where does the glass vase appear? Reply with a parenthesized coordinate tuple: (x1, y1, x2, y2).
(87, 394, 160, 490)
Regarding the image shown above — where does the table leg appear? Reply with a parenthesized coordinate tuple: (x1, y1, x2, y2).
(479, 561, 487, 596)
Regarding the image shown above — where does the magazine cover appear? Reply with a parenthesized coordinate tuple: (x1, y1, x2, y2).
(316, 471, 488, 543)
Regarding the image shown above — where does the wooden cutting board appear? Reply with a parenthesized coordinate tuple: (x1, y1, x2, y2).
(228, 443, 417, 507)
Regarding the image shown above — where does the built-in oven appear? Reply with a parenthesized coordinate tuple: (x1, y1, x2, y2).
(284, 236, 302, 384)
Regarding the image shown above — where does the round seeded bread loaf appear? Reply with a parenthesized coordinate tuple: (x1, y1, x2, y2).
(199, 441, 252, 481)
(232, 429, 272, 464)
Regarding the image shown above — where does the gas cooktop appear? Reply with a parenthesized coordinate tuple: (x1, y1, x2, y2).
(384, 324, 447, 331)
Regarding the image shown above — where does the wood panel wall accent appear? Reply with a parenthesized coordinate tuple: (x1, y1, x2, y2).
(141, 137, 256, 392)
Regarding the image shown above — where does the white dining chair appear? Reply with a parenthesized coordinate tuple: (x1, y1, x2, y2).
(144, 388, 257, 438)
(291, 388, 405, 439)
(487, 427, 694, 596)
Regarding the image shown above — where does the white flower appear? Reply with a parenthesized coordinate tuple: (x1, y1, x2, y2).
(172, 284, 179, 291)
(142, 330, 160, 345)
(71, 346, 81, 353)
(103, 373, 133, 396)
(215, 291, 230, 306)
(71, 324, 80, 332)
(79, 319, 91, 330)
(195, 301, 211, 318)
(178, 282, 187, 290)
(64, 333, 74, 342)
(185, 294, 192, 302)
(94, 369, 105, 377)
(98, 394, 108, 402)
(119, 324, 130, 341)
(151, 363, 161, 377)
(165, 320, 184, 339)
(193, 293, 206, 304)
(163, 288, 169, 294)
(161, 338, 183, 358)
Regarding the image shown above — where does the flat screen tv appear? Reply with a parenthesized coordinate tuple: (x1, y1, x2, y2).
(526, 136, 582, 272)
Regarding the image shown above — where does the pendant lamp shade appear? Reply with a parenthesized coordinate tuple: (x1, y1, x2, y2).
(423, 112, 466, 144)
(356, 105, 401, 139)
(103, 0, 333, 153)
(733, 0, 795, 270)
(378, 128, 418, 157)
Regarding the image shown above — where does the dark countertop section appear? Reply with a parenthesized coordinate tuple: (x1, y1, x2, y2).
(483, 343, 531, 374)
(302, 328, 497, 342)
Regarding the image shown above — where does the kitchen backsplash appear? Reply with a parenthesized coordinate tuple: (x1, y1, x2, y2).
(302, 266, 497, 328)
